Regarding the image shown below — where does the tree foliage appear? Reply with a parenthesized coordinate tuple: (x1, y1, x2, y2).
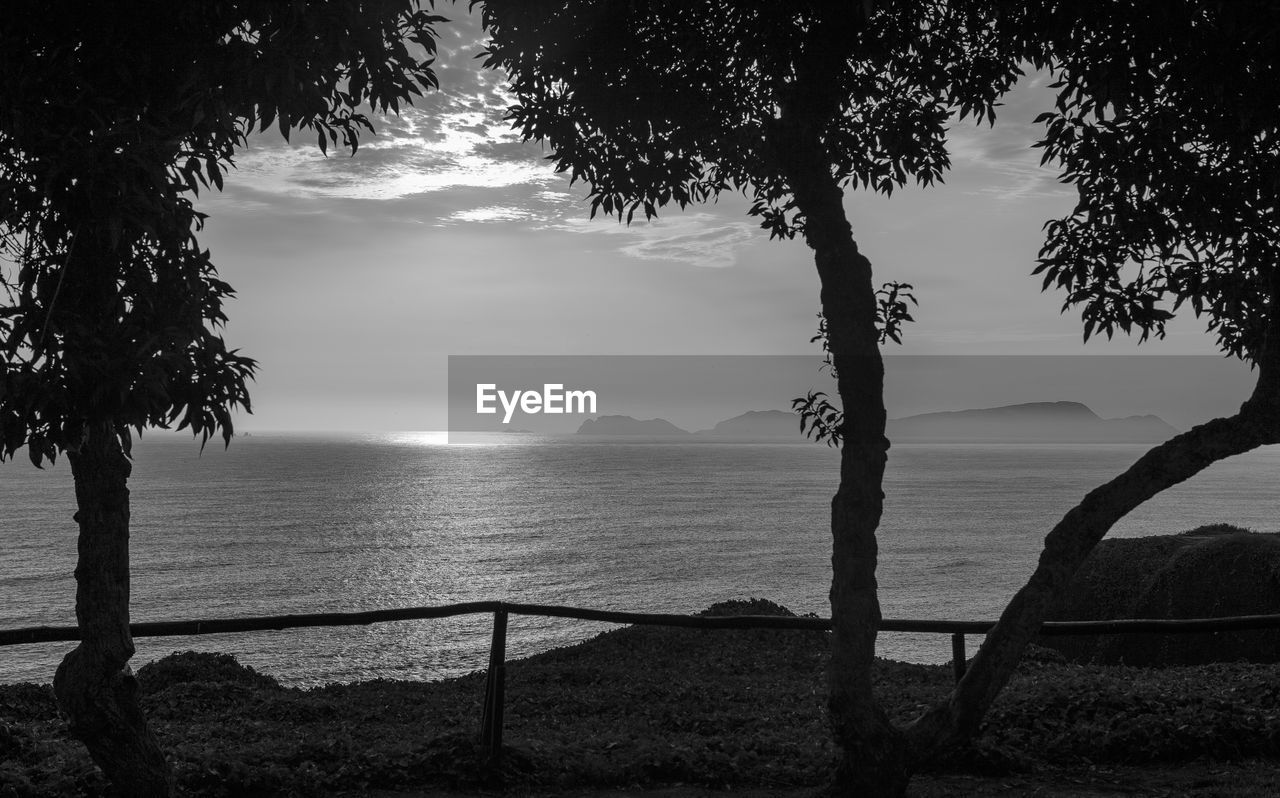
(0, 1, 446, 464)
(478, 3, 1029, 793)
(478, 0, 1013, 465)
(1, 6, 448, 792)
(478, 0, 1021, 236)
(480, 2, 1280, 794)
(1015, 1, 1280, 360)
(902, 1, 1280, 766)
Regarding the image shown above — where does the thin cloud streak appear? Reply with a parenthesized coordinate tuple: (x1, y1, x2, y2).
(450, 205, 538, 223)
(544, 213, 766, 269)
(948, 129, 1075, 202)
(945, 71, 1077, 203)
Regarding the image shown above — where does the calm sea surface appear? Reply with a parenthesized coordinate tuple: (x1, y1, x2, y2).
(2, 434, 1277, 685)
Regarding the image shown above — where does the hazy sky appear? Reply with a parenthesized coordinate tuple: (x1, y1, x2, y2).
(189, 5, 1238, 432)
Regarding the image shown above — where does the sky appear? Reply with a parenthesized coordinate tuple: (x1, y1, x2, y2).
(188, 4, 1240, 432)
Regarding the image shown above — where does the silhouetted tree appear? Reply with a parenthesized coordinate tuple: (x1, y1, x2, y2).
(908, 0, 1280, 759)
(0, 3, 444, 793)
(476, 1, 1020, 793)
(478, 0, 1280, 794)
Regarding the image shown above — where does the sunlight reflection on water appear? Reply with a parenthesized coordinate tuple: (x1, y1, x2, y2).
(2, 437, 1277, 686)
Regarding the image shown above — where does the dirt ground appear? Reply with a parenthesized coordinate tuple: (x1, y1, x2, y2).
(344, 759, 1280, 797)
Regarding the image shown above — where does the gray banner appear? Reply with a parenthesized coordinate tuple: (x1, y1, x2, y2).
(447, 355, 1254, 443)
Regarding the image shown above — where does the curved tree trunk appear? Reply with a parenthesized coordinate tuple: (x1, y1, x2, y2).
(906, 271, 1280, 760)
(905, 408, 1280, 756)
(783, 131, 910, 796)
(54, 421, 173, 796)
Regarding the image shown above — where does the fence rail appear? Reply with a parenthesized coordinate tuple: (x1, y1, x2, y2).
(6, 601, 1280, 764)
(10, 601, 1280, 647)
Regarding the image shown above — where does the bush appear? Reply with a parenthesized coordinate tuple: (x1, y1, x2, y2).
(698, 598, 796, 617)
(136, 651, 280, 694)
(0, 684, 56, 723)
(1042, 525, 1280, 665)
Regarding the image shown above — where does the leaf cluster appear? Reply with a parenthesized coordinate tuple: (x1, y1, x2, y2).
(793, 282, 915, 447)
(478, 0, 1023, 238)
(1017, 1, 1280, 360)
(0, 1, 446, 462)
(792, 390, 844, 448)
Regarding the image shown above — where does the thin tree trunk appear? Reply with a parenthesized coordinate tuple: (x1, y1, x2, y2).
(784, 130, 910, 796)
(53, 421, 173, 796)
(906, 271, 1280, 759)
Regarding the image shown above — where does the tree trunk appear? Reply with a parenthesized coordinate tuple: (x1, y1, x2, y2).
(906, 270, 1280, 759)
(54, 422, 173, 796)
(905, 410, 1280, 756)
(784, 134, 910, 796)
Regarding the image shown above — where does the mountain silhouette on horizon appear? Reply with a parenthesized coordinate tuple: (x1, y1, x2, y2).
(576, 415, 690, 435)
(888, 401, 1177, 443)
(695, 409, 799, 438)
(576, 410, 798, 439)
(574, 401, 1177, 443)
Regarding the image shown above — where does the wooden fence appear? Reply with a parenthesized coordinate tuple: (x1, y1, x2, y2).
(6, 601, 1280, 761)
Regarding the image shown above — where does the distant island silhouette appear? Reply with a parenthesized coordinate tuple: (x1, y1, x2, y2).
(696, 409, 797, 438)
(575, 410, 795, 438)
(574, 401, 1177, 443)
(575, 415, 690, 435)
(888, 401, 1177, 443)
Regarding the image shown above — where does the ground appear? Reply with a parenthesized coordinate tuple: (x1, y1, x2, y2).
(339, 761, 1280, 797)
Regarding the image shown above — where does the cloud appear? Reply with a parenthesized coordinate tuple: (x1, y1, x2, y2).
(945, 72, 1076, 203)
(450, 205, 538, 223)
(423, 182, 584, 227)
(226, 101, 560, 202)
(947, 131, 1073, 202)
(218, 5, 562, 204)
(431, 180, 761, 269)
(617, 222, 760, 269)
(548, 213, 764, 269)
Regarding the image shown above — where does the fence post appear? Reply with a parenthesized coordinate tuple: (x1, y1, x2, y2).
(479, 605, 509, 761)
(951, 632, 967, 682)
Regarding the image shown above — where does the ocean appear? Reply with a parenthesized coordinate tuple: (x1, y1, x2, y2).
(2, 433, 1277, 686)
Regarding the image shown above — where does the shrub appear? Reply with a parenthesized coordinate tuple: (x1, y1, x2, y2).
(1042, 525, 1280, 665)
(136, 651, 280, 694)
(698, 598, 796, 617)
